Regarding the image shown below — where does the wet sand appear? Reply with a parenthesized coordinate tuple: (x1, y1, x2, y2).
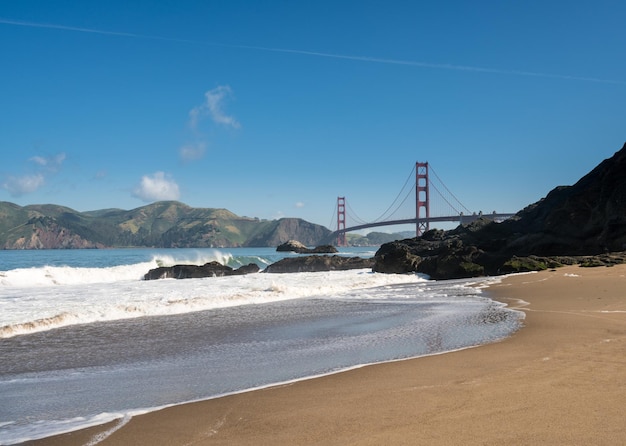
(26, 265, 626, 445)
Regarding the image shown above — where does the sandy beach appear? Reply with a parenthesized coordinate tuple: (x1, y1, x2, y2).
(26, 264, 626, 446)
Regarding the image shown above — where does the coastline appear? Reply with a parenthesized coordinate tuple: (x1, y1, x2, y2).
(24, 265, 626, 445)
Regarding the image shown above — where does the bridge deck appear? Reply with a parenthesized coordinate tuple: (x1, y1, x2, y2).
(330, 213, 515, 236)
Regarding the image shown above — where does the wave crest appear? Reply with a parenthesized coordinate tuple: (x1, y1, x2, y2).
(0, 262, 156, 287)
(0, 312, 79, 338)
(153, 249, 234, 268)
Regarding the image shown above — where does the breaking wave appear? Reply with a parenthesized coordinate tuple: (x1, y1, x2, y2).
(0, 250, 277, 288)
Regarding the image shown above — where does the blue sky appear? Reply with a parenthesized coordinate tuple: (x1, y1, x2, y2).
(1, 1, 624, 231)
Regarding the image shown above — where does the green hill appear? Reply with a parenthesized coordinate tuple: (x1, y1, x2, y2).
(0, 201, 332, 249)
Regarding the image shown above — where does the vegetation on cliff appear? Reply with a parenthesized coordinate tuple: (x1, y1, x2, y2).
(0, 201, 331, 249)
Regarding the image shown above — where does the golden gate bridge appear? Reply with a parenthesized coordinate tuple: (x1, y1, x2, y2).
(330, 162, 515, 246)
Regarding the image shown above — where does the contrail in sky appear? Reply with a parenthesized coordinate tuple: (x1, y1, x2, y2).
(1, 17, 623, 85)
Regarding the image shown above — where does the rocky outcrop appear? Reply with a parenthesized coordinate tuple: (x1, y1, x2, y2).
(263, 255, 374, 273)
(143, 261, 260, 280)
(373, 223, 626, 279)
(372, 222, 499, 279)
(276, 240, 338, 254)
(143, 255, 372, 278)
(373, 142, 626, 279)
(277, 240, 308, 252)
(303, 245, 339, 254)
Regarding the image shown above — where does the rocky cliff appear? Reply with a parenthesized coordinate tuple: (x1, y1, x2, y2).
(373, 142, 626, 279)
(244, 218, 331, 247)
(501, 142, 626, 255)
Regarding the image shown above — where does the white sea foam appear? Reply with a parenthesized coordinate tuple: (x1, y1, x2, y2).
(0, 412, 139, 446)
(0, 262, 155, 287)
(0, 267, 426, 338)
(153, 250, 235, 268)
(83, 413, 133, 446)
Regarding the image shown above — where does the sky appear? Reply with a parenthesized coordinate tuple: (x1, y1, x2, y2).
(1, 1, 625, 231)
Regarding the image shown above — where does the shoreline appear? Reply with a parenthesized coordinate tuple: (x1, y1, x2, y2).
(23, 265, 626, 445)
(9, 274, 515, 445)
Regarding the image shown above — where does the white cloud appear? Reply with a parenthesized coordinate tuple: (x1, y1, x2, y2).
(188, 107, 201, 131)
(29, 152, 66, 172)
(52, 152, 66, 166)
(1, 152, 66, 197)
(132, 171, 180, 202)
(179, 141, 207, 162)
(2, 173, 45, 197)
(179, 87, 240, 162)
(30, 156, 47, 166)
(204, 86, 240, 128)
(189, 85, 240, 131)
(295, 202, 305, 208)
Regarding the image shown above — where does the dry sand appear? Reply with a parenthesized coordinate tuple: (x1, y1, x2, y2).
(27, 265, 626, 446)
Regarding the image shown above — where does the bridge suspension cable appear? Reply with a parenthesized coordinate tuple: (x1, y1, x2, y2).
(340, 165, 418, 228)
(345, 200, 368, 225)
(429, 181, 465, 215)
(429, 166, 472, 215)
(368, 164, 416, 223)
(328, 204, 337, 231)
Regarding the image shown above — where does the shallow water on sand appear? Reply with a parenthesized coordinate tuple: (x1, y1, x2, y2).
(0, 249, 523, 444)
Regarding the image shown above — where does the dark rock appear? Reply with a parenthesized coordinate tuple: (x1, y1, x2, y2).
(372, 232, 492, 279)
(144, 261, 259, 280)
(233, 263, 262, 275)
(499, 142, 626, 256)
(276, 240, 338, 254)
(372, 242, 421, 274)
(373, 142, 626, 279)
(304, 245, 339, 254)
(499, 256, 557, 274)
(264, 255, 374, 273)
(276, 240, 308, 252)
(578, 252, 626, 267)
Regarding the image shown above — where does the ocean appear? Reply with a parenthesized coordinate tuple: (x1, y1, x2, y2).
(0, 247, 523, 445)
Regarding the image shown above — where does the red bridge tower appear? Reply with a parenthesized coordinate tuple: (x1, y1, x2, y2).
(416, 162, 430, 237)
(336, 196, 347, 246)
